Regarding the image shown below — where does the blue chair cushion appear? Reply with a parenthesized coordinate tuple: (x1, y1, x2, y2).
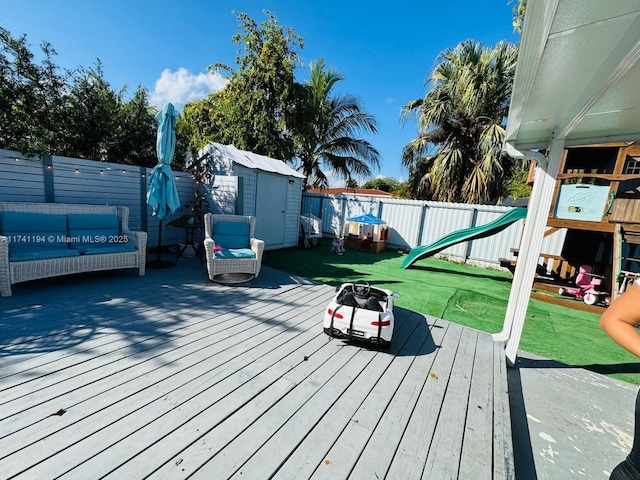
(215, 248, 256, 259)
(214, 221, 250, 249)
(1, 212, 69, 250)
(9, 248, 80, 262)
(67, 214, 120, 246)
(71, 244, 138, 255)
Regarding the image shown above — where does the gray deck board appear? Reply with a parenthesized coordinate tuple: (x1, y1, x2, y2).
(422, 328, 479, 479)
(459, 328, 495, 480)
(0, 260, 513, 479)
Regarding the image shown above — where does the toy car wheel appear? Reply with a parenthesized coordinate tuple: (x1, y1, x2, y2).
(558, 287, 566, 296)
(583, 292, 599, 305)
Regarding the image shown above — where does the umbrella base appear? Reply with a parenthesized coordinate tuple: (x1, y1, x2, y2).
(147, 259, 174, 269)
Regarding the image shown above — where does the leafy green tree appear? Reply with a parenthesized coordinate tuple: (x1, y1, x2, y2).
(509, 0, 527, 33)
(1, 27, 158, 166)
(406, 156, 435, 200)
(401, 40, 519, 204)
(0, 27, 68, 155)
(58, 62, 159, 166)
(503, 165, 532, 200)
(110, 86, 157, 167)
(292, 58, 380, 189)
(361, 177, 399, 193)
(345, 178, 358, 189)
(206, 11, 303, 160)
(392, 181, 412, 199)
(177, 91, 231, 163)
(60, 62, 121, 161)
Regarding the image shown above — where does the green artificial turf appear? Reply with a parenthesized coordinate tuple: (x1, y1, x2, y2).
(263, 239, 640, 384)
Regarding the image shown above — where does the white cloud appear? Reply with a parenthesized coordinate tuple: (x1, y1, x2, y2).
(150, 68, 227, 109)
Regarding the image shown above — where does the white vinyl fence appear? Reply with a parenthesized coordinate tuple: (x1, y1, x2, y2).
(302, 192, 566, 268)
(0, 149, 235, 248)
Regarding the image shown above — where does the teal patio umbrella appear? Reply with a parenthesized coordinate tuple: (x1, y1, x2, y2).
(146, 103, 180, 268)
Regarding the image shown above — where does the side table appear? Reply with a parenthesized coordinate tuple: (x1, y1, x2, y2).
(175, 224, 204, 266)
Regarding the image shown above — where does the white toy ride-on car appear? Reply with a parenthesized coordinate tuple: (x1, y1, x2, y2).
(323, 280, 400, 349)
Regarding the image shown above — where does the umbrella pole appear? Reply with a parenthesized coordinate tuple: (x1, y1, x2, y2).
(156, 219, 163, 262)
(147, 218, 174, 269)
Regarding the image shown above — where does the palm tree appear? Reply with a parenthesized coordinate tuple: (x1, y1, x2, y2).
(293, 59, 381, 190)
(401, 40, 519, 204)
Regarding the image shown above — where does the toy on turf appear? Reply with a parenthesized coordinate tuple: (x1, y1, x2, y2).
(331, 237, 345, 255)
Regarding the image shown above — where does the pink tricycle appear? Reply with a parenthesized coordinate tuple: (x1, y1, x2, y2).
(558, 265, 608, 306)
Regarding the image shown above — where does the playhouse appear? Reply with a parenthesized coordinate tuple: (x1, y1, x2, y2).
(343, 213, 388, 253)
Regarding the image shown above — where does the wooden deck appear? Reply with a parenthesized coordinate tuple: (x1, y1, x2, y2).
(0, 259, 513, 479)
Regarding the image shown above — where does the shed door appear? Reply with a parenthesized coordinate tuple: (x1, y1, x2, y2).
(255, 173, 287, 247)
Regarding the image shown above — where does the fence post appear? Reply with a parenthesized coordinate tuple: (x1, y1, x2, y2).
(140, 166, 148, 232)
(464, 207, 478, 261)
(416, 203, 428, 247)
(42, 155, 55, 203)
(339, 195, 347, 237)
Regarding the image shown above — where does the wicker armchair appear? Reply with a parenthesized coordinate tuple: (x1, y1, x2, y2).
(203, 214, 264, 283)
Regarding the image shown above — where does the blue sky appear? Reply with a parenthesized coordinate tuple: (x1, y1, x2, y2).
(2, 0, 520, 185)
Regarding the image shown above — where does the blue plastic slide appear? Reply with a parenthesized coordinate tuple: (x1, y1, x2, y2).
(401, 207, 528, 269)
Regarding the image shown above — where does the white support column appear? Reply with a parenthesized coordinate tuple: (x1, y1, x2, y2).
(493, 138, 565, 365)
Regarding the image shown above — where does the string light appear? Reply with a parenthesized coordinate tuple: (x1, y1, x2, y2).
(0, 153, 182, 180)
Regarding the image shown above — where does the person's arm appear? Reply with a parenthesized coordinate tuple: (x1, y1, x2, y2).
(600, 280, 640, 357)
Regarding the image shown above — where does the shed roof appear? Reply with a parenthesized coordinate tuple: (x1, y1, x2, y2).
(203, 142, 306, 179)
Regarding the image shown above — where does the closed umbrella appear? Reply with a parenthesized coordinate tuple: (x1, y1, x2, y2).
(146, 103, 180, 268)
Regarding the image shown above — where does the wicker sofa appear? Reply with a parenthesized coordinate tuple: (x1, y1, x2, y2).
(0, 202, 147, 296)
(203, 213, 264, 283)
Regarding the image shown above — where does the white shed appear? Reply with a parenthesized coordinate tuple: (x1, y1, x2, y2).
(197, 142, 306, 250)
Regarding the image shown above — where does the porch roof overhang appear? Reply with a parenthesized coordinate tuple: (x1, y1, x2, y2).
(499, 0, 640, 364)
(504, 0, 640, 152)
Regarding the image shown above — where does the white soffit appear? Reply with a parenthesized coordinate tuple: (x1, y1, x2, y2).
(505, 0, 640, 150)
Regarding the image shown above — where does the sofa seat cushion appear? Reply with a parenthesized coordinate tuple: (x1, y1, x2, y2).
(215, 248, 256, 259)
(67, 214, 120, 246)
(1, 212, 69, 249)
(71, 244, 138, 255)
(214, 221, 250, 249)
(9, 248, 80, 262)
